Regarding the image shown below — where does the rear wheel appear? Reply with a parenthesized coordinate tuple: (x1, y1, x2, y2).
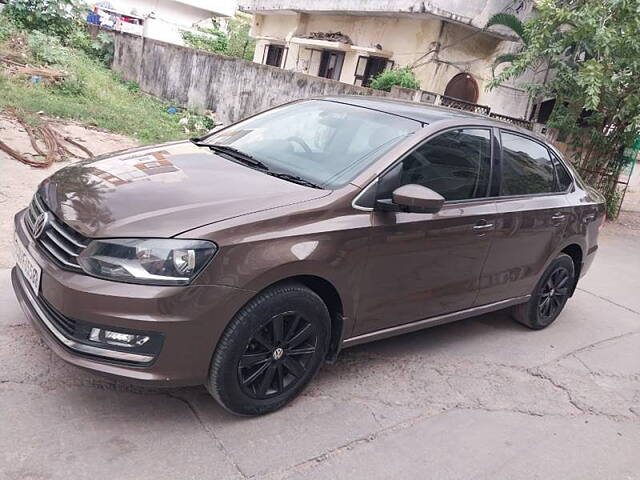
(512, 253, 575, 330)
(207, 282, 330, 416)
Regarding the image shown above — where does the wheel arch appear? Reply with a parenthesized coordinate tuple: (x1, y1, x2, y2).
(560, 243, 583, 296)
(268, 274, 346, 363)
(227, 272, 348, 363)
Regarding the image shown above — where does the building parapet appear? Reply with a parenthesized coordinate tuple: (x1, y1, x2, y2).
(239, 0, 529, 39)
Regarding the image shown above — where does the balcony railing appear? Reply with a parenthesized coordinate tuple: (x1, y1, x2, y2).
(439, 95, 491, 115)
(489, 112, 533, 129)
(389, 86, 531, 129)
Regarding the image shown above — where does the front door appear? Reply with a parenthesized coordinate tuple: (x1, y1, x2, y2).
(318, 50, 345, 80)
(355, 127, 497, 335)
(476, 130, 571, 305)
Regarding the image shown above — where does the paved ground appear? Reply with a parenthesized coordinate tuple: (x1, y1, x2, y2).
(1, 142, 639, 478)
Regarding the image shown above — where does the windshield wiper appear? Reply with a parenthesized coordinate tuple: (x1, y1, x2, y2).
(191, 140, 269, 171)
(266, 172, 322, 189)
(191, 140, 321, 188)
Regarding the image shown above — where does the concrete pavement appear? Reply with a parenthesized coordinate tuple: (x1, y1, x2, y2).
(1, 226, 639, 479)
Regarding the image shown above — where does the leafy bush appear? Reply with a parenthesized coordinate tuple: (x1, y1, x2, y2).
(370, 67, 420, 92)
(4, 0, 113, 65)
(54, 71, 87, 96)
(27, 31, 69, 65)
(178, 112, 215, 133)
(4, 0, 82, 37)
(120, 79, 140, 93)
(0, 15, 18, 42)
(68, 31, 114, 65)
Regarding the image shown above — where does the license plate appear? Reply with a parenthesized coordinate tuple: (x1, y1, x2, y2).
(15, 232, 41, 295)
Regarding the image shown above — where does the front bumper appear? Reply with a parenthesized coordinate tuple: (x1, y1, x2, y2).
(11, 210, 255, 386)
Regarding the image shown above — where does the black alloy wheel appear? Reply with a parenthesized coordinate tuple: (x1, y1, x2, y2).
(238, 311, 317, 399)
(512, 253, 575, 330)
(537, 265, 571, 321)
(207, 282, 330, 416)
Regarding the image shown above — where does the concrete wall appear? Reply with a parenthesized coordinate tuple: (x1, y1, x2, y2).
(112, 32, 144, 83)
(111, 32, 386, 125)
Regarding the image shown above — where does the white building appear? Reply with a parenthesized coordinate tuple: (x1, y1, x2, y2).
(238, 0, 535, 118)
(92, 0, 237, 45)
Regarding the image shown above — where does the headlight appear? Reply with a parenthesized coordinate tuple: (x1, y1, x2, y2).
(77, 239, 217, 285)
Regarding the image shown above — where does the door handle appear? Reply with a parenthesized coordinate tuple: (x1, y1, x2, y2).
(551, 212, 566, 223)
(473, 220, 495, 234)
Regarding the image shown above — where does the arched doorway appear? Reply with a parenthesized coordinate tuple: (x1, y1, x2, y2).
(444, 73, 479, 103)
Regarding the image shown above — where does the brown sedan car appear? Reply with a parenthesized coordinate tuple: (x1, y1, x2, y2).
(12, 97, 605, 415)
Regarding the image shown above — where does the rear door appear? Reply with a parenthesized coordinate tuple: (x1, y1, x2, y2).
(475, 130, 571, 306)
(355, 127, 498, 335)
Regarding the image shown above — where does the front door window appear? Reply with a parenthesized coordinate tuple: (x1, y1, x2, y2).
(378, 128, 492, 202)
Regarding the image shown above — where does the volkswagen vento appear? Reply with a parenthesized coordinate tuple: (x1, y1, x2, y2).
(12, 97, 605, 415)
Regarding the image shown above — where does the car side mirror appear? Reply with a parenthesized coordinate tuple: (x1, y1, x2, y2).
(376, 184, 444, 214)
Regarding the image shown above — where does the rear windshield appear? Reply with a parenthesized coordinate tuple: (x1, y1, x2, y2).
(205, 100, 422, 189)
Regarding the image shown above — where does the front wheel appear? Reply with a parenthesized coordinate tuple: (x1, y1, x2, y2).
(207, 282, 330, 416)
(512, 253, 575, 330)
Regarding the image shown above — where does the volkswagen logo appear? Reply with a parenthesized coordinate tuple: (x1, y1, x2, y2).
(32, 212, 50, 239)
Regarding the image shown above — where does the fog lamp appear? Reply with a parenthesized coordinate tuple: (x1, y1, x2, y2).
(89, 327, 150, 348)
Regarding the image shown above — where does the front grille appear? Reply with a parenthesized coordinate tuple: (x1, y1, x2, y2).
(25, 194, 89, 272)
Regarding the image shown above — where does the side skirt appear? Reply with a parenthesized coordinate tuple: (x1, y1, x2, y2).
(341, 295, 530, 349)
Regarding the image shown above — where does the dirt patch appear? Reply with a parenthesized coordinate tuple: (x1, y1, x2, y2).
(0, 112, 138, 268)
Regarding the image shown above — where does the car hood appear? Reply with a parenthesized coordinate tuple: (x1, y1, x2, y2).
(38, 142, 329, 238)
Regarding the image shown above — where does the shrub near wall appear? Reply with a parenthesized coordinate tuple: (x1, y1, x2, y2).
(370, 67, 420, 92)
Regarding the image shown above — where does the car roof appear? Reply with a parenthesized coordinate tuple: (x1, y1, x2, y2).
(319, 95, 545, 142)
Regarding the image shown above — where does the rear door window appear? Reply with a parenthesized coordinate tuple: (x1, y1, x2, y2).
(553, 156, 574, 191)
(378, 128, 492, 201)
(500, 132, 555, 196)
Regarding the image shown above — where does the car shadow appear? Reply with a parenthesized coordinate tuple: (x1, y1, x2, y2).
(342, 307, 523, 358)
(69, 308, 527, 420)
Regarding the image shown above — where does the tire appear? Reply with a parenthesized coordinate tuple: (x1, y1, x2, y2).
(207, 282, 330, 416)
(512, 253, 575, 330)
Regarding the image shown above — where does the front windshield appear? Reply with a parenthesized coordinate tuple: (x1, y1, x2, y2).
(205, 100, 422, 189)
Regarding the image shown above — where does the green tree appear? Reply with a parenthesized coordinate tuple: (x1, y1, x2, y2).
(181, 25, 228, 55)
(225, 15, 256, 60)
(486, 0, 640, 217)
(181, 15, 255, 61)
